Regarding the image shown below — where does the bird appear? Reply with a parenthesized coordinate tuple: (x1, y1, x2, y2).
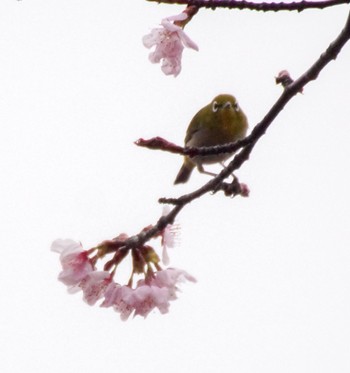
(174, 94, 248, 184)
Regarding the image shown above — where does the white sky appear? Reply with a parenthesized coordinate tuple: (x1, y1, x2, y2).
(1, 1, 350, 372)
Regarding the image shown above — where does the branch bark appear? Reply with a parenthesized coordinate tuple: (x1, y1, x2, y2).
(147, 0, 350, 12)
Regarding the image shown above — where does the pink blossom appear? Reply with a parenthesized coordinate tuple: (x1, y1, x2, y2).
(161, 225, 180, 265)
(127, 284, 170, 318)
(101, 282, 169, 320)
(51, 238, 83, 257)
(51, 239, 93, 287)
(101, 283, 135, 321)
(143, 12, 198, 77)
(161, 205, 181, 265)
(79, 271, 111, 305)
(151, 268, 196, 300)
(101, 268, 195, 320)
(52, 240, 196, 320)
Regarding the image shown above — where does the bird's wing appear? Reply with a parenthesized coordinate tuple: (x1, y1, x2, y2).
(184, 107, 207, 145)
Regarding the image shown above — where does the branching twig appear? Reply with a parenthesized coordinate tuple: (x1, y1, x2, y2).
(147, 0, 350, 12)
(135, 136, 250, 158)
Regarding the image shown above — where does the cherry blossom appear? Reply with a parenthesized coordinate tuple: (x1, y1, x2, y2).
(151, 268, 196, 300)
(101, 283, 135, 321)
(143, 12, 198, 77)
(51, 239, 93, 287)
(101, 281, 170, 320)
(52, 237, 196, 320)
(79, 271, 112, 305)
(161, 205, 181, 265)
(100, 268, 195, 320)
(127, 284, 171, 318)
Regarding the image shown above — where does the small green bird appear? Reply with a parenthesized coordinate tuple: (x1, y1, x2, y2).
(174, 94, 248, 184)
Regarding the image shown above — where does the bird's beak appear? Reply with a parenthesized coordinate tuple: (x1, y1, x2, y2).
(223, 102, 232, 109)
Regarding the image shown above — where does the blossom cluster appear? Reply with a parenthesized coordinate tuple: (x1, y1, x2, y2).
(143, 11, 198, 77)
(51, 217, 195, 320)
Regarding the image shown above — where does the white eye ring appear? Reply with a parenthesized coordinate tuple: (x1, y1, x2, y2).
(212, 101, 219, 112)
(234, 102, 240, 112)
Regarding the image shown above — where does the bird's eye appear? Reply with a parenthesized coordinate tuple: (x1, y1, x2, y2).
(212, 101, 219, 112)
(234, 102, 240, 112)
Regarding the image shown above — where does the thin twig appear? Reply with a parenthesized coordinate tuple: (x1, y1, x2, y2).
(147, 0, 350, 12)
(135, 136, 250, 158)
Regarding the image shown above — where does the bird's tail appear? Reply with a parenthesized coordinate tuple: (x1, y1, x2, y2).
(174, 160, 194, 184)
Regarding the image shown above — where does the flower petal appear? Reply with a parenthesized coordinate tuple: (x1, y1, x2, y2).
(178, 30, 199, 51)
(164, 12, 188, 23)
(51, 238, 82, 256)
(80, 271, 111, 305)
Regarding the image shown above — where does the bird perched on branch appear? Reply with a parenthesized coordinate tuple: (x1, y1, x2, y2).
(174, 94, 248, 184)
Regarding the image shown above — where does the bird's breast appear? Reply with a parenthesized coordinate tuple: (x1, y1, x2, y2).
(185, 112, 248, 166)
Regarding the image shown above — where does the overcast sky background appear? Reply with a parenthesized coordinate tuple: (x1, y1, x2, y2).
(1, 1, 350, 372)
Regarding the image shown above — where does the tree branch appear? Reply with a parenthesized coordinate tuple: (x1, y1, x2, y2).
(147, 0, 350, 12)
(135, 136, 250, 158)
(116, 9, 350, 254)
